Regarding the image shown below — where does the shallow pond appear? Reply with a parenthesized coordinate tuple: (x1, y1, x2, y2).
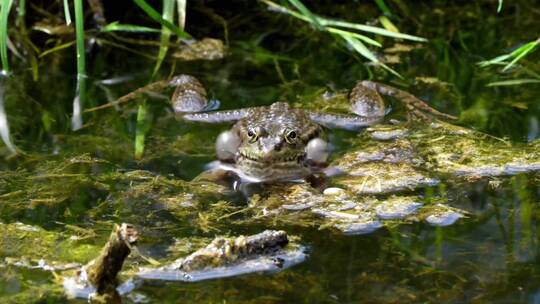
(1, 1, 540, 303)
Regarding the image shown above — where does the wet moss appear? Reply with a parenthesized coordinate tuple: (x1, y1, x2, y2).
(0, 222, 100, 263)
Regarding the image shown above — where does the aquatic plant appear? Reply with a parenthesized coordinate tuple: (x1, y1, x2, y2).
(0, 0, 16, 155)
(71, 0, 85, 130)
(135, 0, 183, 158)
(262, 0, 427, 77)
(478, 38, 540, 86)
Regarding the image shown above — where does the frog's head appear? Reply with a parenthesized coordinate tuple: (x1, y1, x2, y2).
(216, 102, 329, 181)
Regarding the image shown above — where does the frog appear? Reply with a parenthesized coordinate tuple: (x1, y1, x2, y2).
(169, 74, 456, 184)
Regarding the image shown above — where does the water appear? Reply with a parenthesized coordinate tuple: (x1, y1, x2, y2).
(1, 1, 540, 303)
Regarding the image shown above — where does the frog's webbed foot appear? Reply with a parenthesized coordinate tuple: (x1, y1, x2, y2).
(170, 74, 251, 123)
(358, 80, 457, 122)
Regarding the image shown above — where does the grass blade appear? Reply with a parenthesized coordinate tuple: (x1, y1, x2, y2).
(374, 0, 392, 16)
(0, 0, 16, 155)
(479, 39, 539, 71)
(177, 0, 186, 29)
(135, 0, 176, 159)
(323, 19, 427, 42)
(262, 0, 420, 76)
(497, 0, 503, 13)
(327, 27, 382, 47)
(132, 0, 190, 39)
(1, 0, 14, 74)
(101, 21, 161, 33)
(263, 1, 426, 42)
(63, 0, 72, 25)
(17, 0, 25, 19)
(134, 104, 148, 159)
(378, 16, 398, 33)
(152, 1, 175, 77)
(477, 53, 512, 67)
(72, 0, 86, 130)
(501, 40, 539, 72)
(39, 40, 76, 57)
(287, 0, 322, 30)
(343, 36, 378, 62)
(342, 35, 401, 78)
(486, 79, 540, 87)
(0, 78, 17, 155)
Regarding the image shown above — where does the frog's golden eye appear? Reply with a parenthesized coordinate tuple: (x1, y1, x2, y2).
(247, 129, 258, 143)
(285, 130, 297, 144)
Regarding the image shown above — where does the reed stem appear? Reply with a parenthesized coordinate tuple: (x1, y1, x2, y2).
(72, 0, 86, 130)
(0, 0, 14, 74)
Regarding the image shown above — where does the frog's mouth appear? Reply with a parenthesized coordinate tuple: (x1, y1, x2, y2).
(235, 152, 310, 182)
(238, 151, 304, 164)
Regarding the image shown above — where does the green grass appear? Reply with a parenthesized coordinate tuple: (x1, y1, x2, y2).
(0, 0, 14, 73)
(478, 39, 539, 72)
(261, 0, 427, 77)
(134, 0, 178, 159)
(479, 38, 540, 86)
(374, 0, 392, 16)
(63, 0, 72, 25)
(132, 0, 191, 39)
(101, 22, 161, 33)
(486, 79, 540, 87)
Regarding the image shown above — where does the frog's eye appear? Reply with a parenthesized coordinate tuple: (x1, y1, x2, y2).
(285, 130, 297, 144)
(247, 129, 258, 142)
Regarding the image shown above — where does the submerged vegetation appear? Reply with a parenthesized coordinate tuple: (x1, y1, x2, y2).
(479, 38, 540, 86)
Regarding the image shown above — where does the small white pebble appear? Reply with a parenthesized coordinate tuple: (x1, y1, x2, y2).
(323, 187, 347, 196)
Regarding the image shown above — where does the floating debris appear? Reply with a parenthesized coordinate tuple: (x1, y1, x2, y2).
(173, 38, 227, 61)
(375, 197, 422, 220)
(336, 165, 440, 195)
(425, 205, 464, 227)
(138, 230, 306, 282)
(4, 257, 80, 272)
(368, 127, 409, 141)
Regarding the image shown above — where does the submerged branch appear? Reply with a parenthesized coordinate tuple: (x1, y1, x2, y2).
(85, 223, 139, 293)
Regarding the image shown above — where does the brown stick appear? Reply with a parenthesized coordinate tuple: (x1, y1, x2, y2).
(85, 223, 139, 295)
(84, 80, 170, 113)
